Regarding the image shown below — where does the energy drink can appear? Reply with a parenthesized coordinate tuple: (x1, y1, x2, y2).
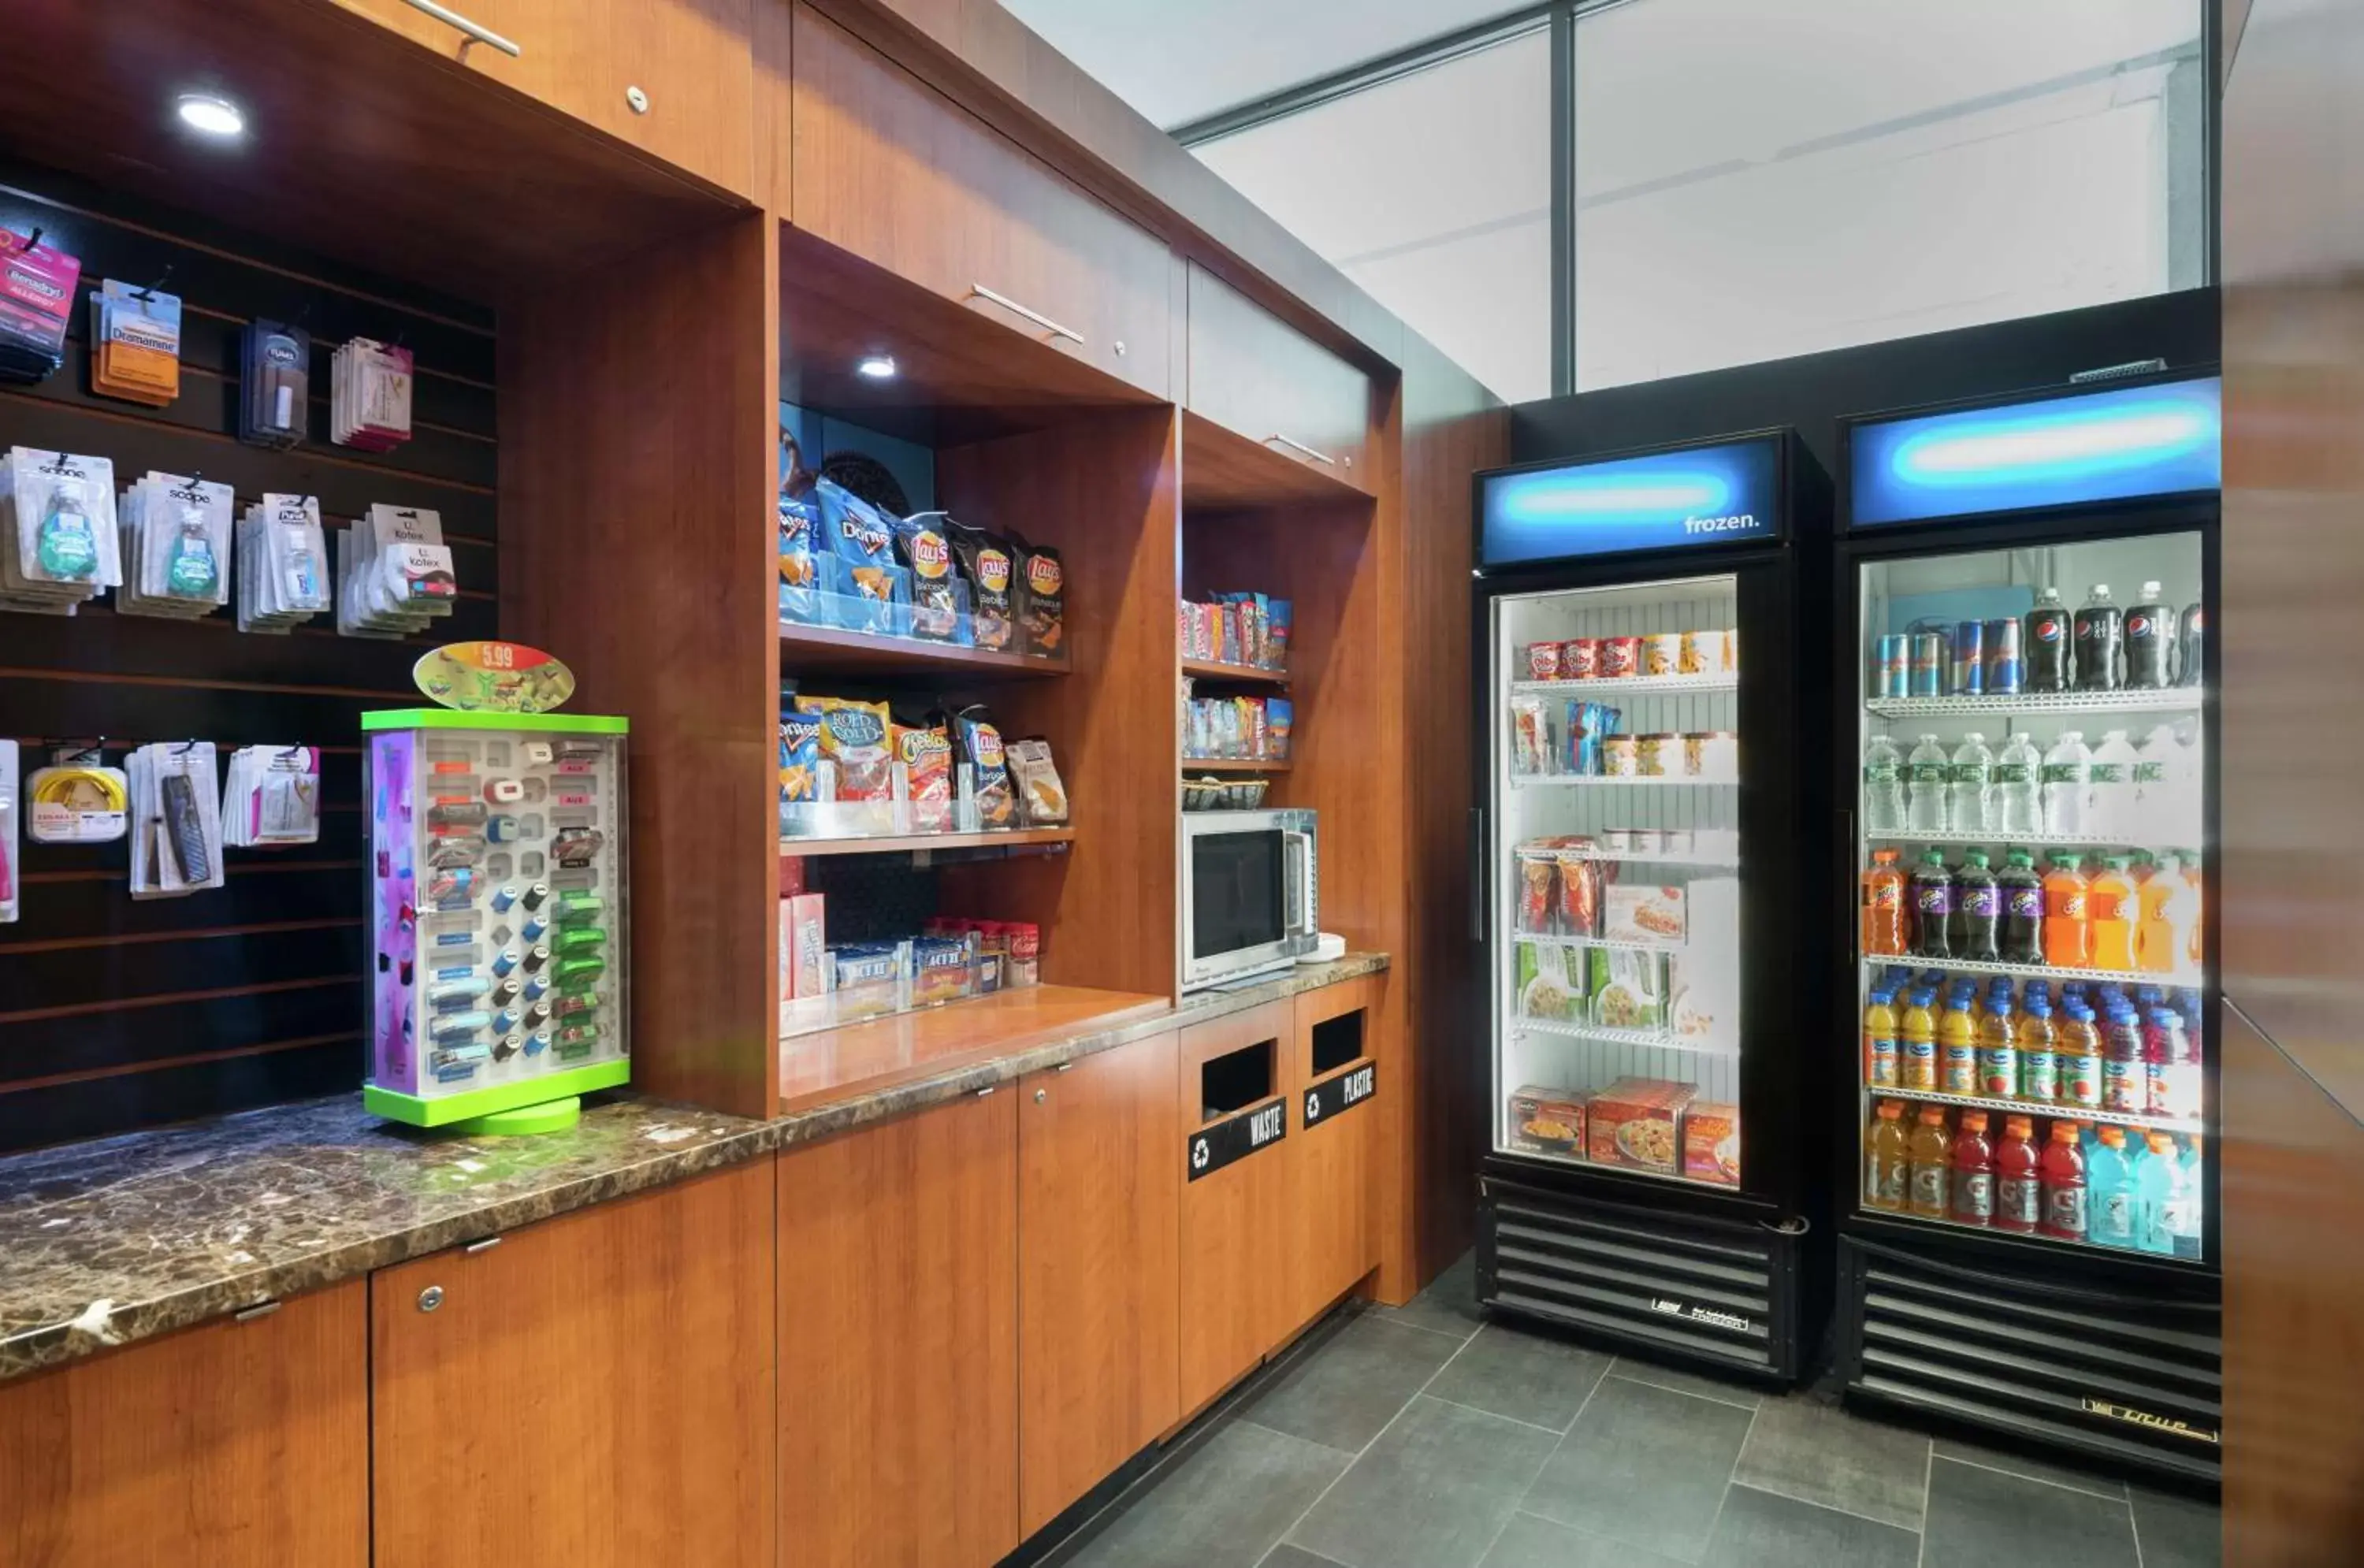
(1984, 617, 2024, 694)
(1951, 620, 1986, 695)
(1875, 634, 1910, 698)
(1909, 633, 1946, 697)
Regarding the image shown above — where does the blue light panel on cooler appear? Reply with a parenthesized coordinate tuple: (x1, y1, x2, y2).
(1850, 375, 2221, 528)
(1479, 437, 1780, 567)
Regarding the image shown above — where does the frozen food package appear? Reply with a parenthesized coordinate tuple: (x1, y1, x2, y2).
(1507, 1086, 1587, 1157)
(1604, 883, 1687, 944)
(1510, 697, 1552, 777)
(1586, 947, 1667, 1029)
(1587, 1078, 1695, 1172)
(1682, 1101, 1741, 1186)
(1007, 736, 1069, 827)
(1515, 941, 1583, 1023)
(1515, 850, 1557, 935)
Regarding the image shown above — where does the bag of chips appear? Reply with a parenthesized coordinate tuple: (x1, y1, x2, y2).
(1011, 532, 1065, 656)
(795, 695, 894, 801)
(953, 705, 1016, 829)
(897, 720, 953, 833)
(893, 511, 964, 643)
(950, 520, 1017, 652)
(1007, 736, 1069, 827)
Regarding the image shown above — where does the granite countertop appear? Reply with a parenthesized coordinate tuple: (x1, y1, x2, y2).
(0, 953, 1386, 1383)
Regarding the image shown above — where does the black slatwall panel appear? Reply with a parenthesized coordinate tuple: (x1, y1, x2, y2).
(0, 160, 496, 1152)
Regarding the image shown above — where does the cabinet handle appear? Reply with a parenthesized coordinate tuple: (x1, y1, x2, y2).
(232, 1300, 281, 1324)
(1262, 434, 1336, 466)
(417, 1285, 446, 1313)
(399, 0, 523, 58)
(975, 1085, 996, 1098)
(1034, 1088, 1049, 1105)
(968, 284, 1084, 346)
(463, 1236, 503, 1255)
(1054, 1061, 1074, 1073)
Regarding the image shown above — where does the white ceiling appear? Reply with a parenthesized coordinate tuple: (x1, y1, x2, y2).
(998, 0, 1533, 129)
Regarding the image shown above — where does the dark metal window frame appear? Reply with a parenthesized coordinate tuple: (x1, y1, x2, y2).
(1173, 0, 2221, 399)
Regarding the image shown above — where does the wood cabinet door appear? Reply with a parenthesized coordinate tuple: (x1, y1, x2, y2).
(790, 2, 1171, 399)
(1288, 976, 1383, 1328)
(1184, 263, 1373, 494)
(778, 1089, 1020, 1568)
(1176, 1000, 1298, 1415)
(0, 1281, 368, 1568)
(371, 1162, 776, 1568)
(1017, 1031, 1180, 1535)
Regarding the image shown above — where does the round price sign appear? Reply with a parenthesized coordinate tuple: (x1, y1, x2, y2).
(412, 641, 576, 714)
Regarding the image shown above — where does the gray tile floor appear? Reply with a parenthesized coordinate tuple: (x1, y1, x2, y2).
(1062, 1254, 2221, 1568)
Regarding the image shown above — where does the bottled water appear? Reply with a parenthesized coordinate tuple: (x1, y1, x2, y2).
(1949, 732, 1995, 835)
(1906, 733, 1950, 834)
(1994, 731, 2042, 834)
(2130, 726, 2176, 842)
(1863, 734, 1905, 833)
(2041, 730, 2090, 836)
(2085, 730, 2139, 840)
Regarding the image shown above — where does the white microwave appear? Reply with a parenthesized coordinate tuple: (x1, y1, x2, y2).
(1180, 808, 1318, 991)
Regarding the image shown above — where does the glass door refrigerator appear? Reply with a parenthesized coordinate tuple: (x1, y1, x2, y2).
(1472, 431, 1825, 1383)
(1831, 371, 2221, 1484)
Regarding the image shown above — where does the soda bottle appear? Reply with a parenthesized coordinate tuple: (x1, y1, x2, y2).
(2043, 855, 2091, 968)
(1994, 1116, 2042, 1234)
(2088, 856, 2137, 972)
(1866, 1099, 1909, 1212)
(1951, 1110, 1996, 1227)
(2085, 730, 2139, 840)
(1998, 850, 2045, 964)
(1861, 848, 1909, 957)
(2135, 853, 2180, 972)
(1863, 734, 1906, 834)
(2075, 584, 2124, 691)
(2040, 730, 2090, 835)
(1939, 994, 1979, 1094)
(2039, 1120, 2090, 1241)
(1978, 993, 2019, 1097)
(1864, 987, 1901, 1089)
(1911, 849, 1954, 960)
(1909, 1105, 1953, 1219)
(2125, 581, 2176, 689)
(2025, 587, 2073, 693)
(2175, 600, 2206, 687)
(2102, 1003, 2146, 1113)
(1994, 732, 2042, 834)
(1949, 733, 1995, 835)
(2088, 1127, 2140, 1249)
(2018, 994, 2061, 1104)
(1900, 988, 1938, 1092)
(1905, 734, 1950, 834)
(2058, 1001, 2104, 1110)
(1950, 848, 2000, 960)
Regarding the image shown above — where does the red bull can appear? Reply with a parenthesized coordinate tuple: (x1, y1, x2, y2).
(1984, 617, 2024, 693)
(1909, 633, 1946, 697)
(1875, 634, 1910, 698)
(1951, 620, 1986, 695)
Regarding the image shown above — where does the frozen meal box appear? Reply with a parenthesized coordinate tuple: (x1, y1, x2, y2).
(1604, 883, 1687, 944)
(1682, 1100, 1741, 1186)
(1587, 1076, 1696, 1172)
(1515, 941, 1585, 1024)
(1667, 950, 1737, 1049)
(1507, 1085, 1588, 1158)
(1586, 946, 1667, 1030)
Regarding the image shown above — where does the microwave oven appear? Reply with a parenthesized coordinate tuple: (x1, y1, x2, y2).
(1180, 808, 1318, 991)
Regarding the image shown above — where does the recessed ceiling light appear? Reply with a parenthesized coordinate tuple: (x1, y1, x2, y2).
(176, 93, 246, 139)
(856, 354, 898, 381)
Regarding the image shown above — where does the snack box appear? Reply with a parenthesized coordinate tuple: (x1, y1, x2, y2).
(1507, 1085, 1588, 1158)
(1586, 1076, 1696, 1172)
(1585, 946, 1667, 1029)
(1683, 1100, 1741, 1187)
(1604, 882, 1687, 945)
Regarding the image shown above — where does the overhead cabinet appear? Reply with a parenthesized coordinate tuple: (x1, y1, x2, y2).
(1185, 263, 1374, 496)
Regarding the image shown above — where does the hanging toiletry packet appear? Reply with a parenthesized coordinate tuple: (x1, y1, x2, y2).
(128, 741, 225, 897)
(237, 492, 331, 633)
(89, 279, 182, 407)
(0, 740, 18, 923)
(0, 448, 121, 615)
(222, 745, 321, 847)
(117, 471, 232, 618)
(240, 318, 310, 448)
(331, 336, 414, 451)
(0, 229, 79, 385)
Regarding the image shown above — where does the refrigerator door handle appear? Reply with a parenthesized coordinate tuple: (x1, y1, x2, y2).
(1836, 808, 1855, 947)
(1469, 806, 1488, 942)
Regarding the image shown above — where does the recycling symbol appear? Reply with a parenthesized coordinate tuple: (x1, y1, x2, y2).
(1191, 1138, 1210, 1172)
(1305, 1091, 1321, 1123)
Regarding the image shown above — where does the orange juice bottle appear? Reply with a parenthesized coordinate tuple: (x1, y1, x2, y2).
(2088, 856, 2136, 971)
(1900, 988, 1938, 1091)
(2043, 854, 2091, 968)
(2135, 851, 2180, 972)
(1866, 1100, 1909, 1211)
(1938, 994, 1979, 1094)
(1908, 1105, 1953, 1219)
(1861, 848, 1909, 956)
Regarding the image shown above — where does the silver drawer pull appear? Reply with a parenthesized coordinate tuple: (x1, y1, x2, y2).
(968, 284, 1084, 346)
(1263, 433, 1336, 466)
(400, 0, 523, 58)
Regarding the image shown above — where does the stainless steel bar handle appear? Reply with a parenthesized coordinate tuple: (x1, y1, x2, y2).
(968, 284, 1084, 345)
(1263, 433, 1336, 466)
(400, 0, 524, 57)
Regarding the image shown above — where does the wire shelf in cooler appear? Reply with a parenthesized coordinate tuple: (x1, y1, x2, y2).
(1865, 828, 2202, 850)
(1865, 689, 2200, 719)
(1513, 672, 1738, 698)
(1515, 774, 1734, 790)
(1512, 1017, 1738, 1057)
(1492, 1142, 1741, 1190)
(1533, 846, 1741, 868)
(1860, 1083, 2204, 1137)
(1515, 932, 1692, 957)
(1861, 954, 2203, 990)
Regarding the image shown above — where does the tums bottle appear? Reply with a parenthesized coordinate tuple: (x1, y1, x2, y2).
(2043, 855, 2091, 968)
(2088, 1128, 2140, 1248)
(1951, 849, 2001, 960)
(1866, 1100, 1909, 1212)
(2018, 993, 2061, 1104)
(1906, 734, 1950, 833)
(2025, 588, 2073, 692)
(1994, 1116, 2042, 1234)
(1951, 1111, 1996, 1227)
(2041, 730, 2091, 835)
(1950, 733, 1995, 835)
(1861, 849, 1909, 957)
(1912, 849, 1955, 960)
(2085, 730, 2139, 840)
(1994, 731, 2042, 834)
(1863, 734, 1906, 833)
(1998, 850, 2046, 964)
(2125, 581, 2176, 689)
(2075, 584, 2124, 691)
(2039, 1120, 2090, 1241)
(2088, 855, 2137, 971)
(1909, 1105, 1953, 1220)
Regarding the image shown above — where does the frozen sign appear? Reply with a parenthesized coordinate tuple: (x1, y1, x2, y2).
(1480, 436, 1783, 569)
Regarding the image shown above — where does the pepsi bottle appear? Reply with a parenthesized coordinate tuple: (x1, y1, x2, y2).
(2125, 581, 2176, 689)
(2025, 587, 2072, 693)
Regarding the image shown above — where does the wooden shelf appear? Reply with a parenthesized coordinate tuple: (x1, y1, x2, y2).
(1182, 658, 1290, 686)
(1182, 759, 1293, 774)
(779, 983, 1171, 1105)
(779, 620, 1070, 679)
(780, 828, 1076, 858)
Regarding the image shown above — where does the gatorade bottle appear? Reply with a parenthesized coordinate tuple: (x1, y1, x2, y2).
(1864, 988, 1901, 1090)
(2025, 587, 2073, 693)
(1912, 849, 1954, 960)
(1866, 1100, 1909, 1212)
(2174, 1138, 2206, 1257)
(2039, 1120, 2089, 1241)
(2135, 853, 2180, 973)
(1909, 1105, 1953, 1219)
(1952, 849, 2001, 960)
(2089, 856, 2136, 971)
(1994, 1116, 2042, 1234)
(1978, 994, 2019, 1098)
(2075, 584, 2124, 691)
(1951, 1111, 1996, 1228)
(2018, 994, 2061, 1105)
(2058, 1001, 2104, 1110)
(1998, 850, 2045, 964)
(2043, 855, 2091, 968)
(2088, 1128, 2140, 1249)
(1939, 994, 1979, 1094)
(1861, 849, 1909, 957)
(1900, 989, 1938, 1091)
(2181, 853, 2206, 970)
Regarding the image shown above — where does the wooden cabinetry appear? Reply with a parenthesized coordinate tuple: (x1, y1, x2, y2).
(1288, 975, 1382, 1328)
(331, 0, 755, 196)
(1176, 1000, 1298, 1414)
(1017, 1031, 1180, 1535)
(0, 1281, 368, 1568)
(789, 2, 1170, 399)
(370, 1162, 776, 1568)
(1185, 264, 1373, 495)
(777, 1090, 1020, 1568)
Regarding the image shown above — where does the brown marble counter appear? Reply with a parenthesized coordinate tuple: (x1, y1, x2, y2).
(0, 953, 1386, 1384)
